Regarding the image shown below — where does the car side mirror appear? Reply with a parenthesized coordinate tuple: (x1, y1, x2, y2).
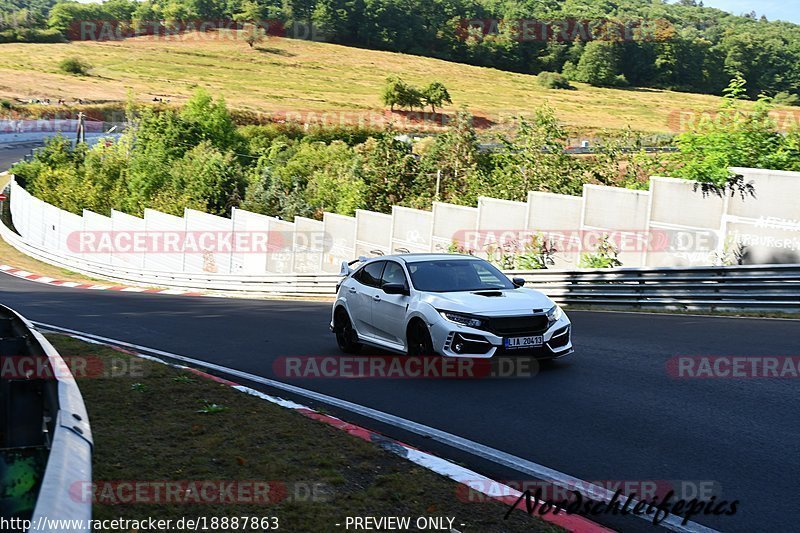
(512, 277, 526, 288)
(383, 283, 409, 296)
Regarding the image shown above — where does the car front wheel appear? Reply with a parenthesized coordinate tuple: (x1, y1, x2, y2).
(407, 320, 435, 356)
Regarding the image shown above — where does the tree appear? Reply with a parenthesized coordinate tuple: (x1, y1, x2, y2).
(180, 89, 244, 154)
(489, 104, 585, 199)
(242, 23, 265, 48)
(380, 76, 404, 111)
(398, 84, 424, 111)
(418, 110, 483, 206)
(665, 74, 799, 195)
(166, 142, 246, 216)
(381, 76, 423, 111)
(422, 81, 452, 113)
(573, 41, 626, 87)
(356, 133, 419, 212)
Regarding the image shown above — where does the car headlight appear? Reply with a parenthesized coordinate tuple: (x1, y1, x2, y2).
(438, 311, 484, 328)
(546, 304, 563, 323)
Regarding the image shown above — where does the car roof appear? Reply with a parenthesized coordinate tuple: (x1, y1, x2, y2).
(363, 253, 479, 264)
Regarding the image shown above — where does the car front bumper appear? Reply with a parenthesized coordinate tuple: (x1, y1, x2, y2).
(429, 314, 573, 359)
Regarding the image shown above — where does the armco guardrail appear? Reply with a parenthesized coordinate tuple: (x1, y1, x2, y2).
(0, 305, 92, 531)
(2, 205, 799, 309)
(515, 265, 800, 311)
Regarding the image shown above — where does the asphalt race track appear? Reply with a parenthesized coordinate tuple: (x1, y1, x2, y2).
(0, 142, 39, 171)
(0, 272, 797, 532)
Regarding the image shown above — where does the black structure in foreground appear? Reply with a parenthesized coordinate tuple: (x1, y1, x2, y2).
(0, 304, 91, 531)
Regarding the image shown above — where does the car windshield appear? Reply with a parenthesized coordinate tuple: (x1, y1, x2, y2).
(406, 259, 515, 292)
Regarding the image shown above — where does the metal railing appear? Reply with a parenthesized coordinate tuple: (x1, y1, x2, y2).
(513, 265, 800, 311)
(0, 305, 92, 531)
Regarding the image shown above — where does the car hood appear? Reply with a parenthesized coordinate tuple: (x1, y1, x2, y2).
(419, 288, 555, 316)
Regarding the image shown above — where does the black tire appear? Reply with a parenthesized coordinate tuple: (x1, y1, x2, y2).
(407, 320, 435, 356)
(334, 309, 362, 354)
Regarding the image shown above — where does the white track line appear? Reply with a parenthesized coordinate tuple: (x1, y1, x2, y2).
(33, 320, 720, 533)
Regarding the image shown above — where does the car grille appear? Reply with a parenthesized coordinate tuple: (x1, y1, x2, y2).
(484, 315, 549, 336)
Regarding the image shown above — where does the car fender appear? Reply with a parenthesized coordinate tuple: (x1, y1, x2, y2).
(406, 300, 441, 329)
(330, 297, 351, 330)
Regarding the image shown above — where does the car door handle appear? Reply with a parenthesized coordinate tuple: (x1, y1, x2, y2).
(348, 287, 357, 293)
(373, 294, 381, 302)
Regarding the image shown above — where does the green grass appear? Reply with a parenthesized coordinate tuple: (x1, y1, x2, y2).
(48, 334, 563, 532)
(0, 33, 784, 134)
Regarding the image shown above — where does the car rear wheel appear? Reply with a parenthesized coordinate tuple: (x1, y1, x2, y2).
(335, 309, 362, 354)
(407, 320, 435, 356)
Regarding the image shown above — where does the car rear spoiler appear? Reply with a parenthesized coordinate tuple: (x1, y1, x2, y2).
(339, 256, 367, 277)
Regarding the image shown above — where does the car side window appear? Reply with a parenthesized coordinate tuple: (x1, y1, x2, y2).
(355, 261, 385, 288)
(381, 261, 408, 287)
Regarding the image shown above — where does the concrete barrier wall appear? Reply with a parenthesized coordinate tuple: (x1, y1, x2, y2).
(293, 216, 324, 274)
(230, 208, 270, 274)
(355, 209, 392, 258)
(391, 206, 433, 254)
(725, 168, 800, 264)
(646, 177, 724, 267)
(581, 185, 650, 267)
(110, 210, 145, 270)
(265, 217, 295, 274)
(526, 191, 583, 269)
(58, 210, 82, 257)
(473, 197, 528, 261)
(321, 213, 356, 273)
(82, 210, 112, 266)
(183, 209, 233, 274)
(431, 202, 478, 253)
(143, 209, 184, 272)
(8, 167, 800, 274)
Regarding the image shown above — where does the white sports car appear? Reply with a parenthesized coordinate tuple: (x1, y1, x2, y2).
(330, 254, 573, 359)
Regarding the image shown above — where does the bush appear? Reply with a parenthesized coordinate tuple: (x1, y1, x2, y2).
(0, 28, 66, 44)
(579, 236, 622, 268)
(59, 57, 91, 76)
(536, 71, 574, 90)
(773, 91, 800, 106)
(611, 74, 629, 87)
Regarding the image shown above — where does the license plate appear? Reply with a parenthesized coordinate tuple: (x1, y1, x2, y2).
(504, 335, 543, 349)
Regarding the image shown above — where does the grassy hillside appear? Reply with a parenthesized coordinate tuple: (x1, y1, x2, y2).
(0, 33, 783, 134)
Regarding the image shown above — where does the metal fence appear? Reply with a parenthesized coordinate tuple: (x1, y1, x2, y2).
(516, 264, 800, 311)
